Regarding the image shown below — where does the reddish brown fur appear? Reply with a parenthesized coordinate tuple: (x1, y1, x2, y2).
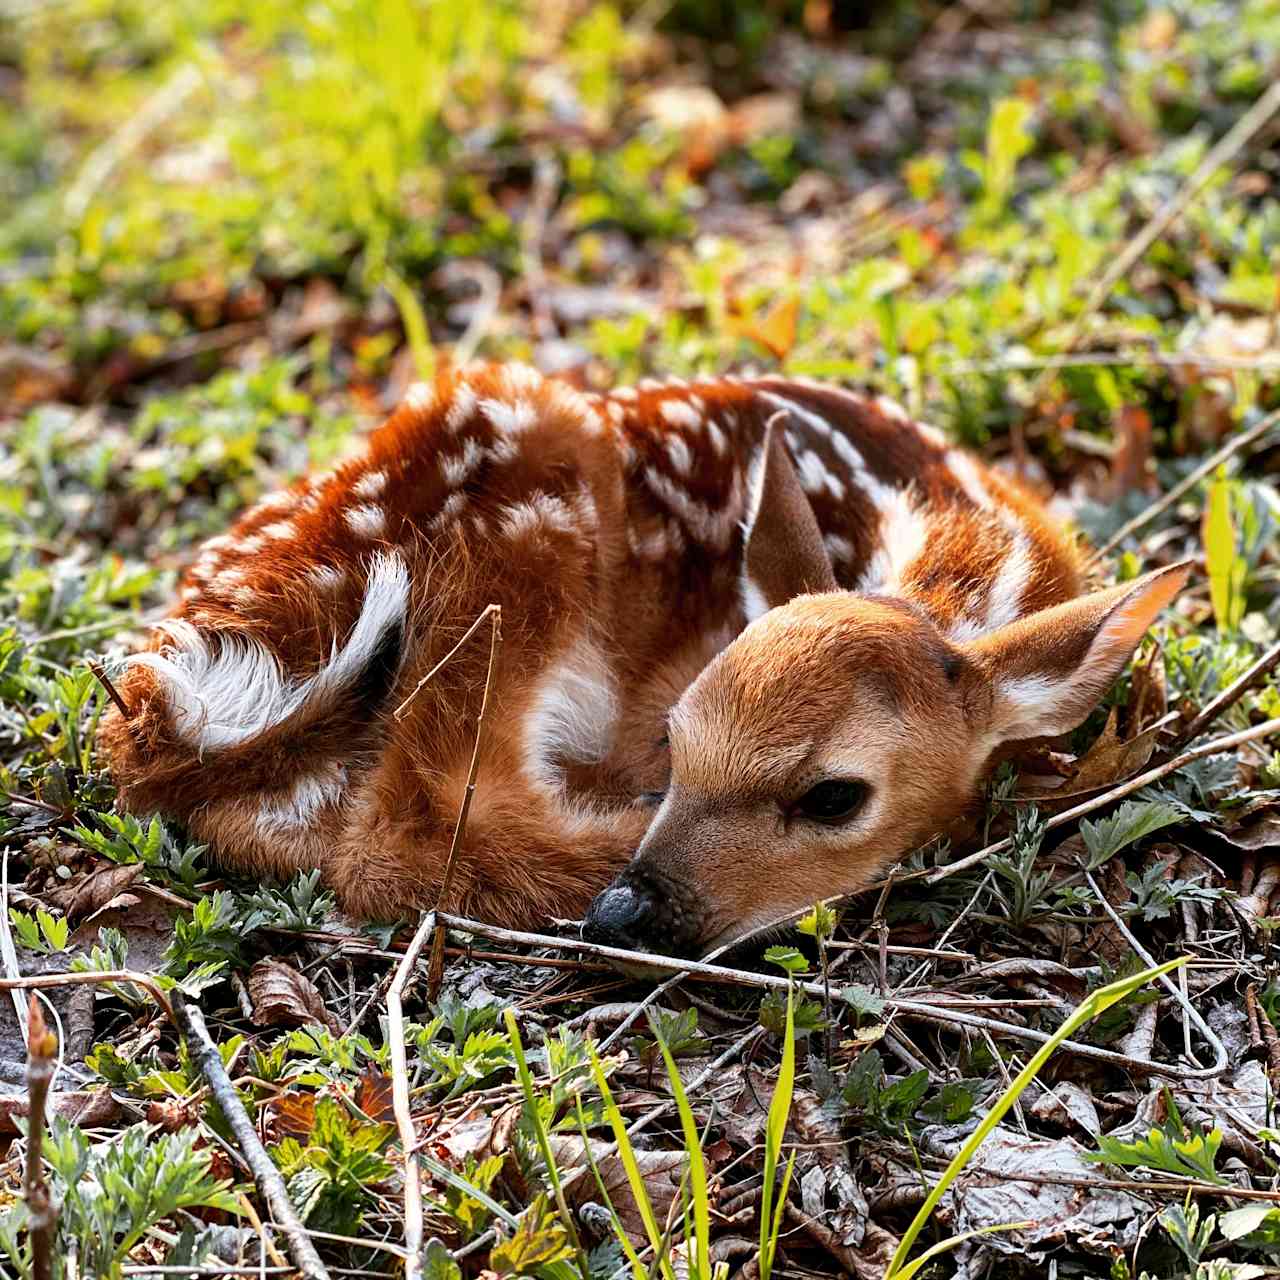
(99, 363, 1181, 942)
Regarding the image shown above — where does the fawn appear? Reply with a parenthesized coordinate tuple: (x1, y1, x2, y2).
(100, 363, 1188, 955)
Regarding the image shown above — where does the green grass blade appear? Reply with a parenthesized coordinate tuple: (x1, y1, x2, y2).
(573, 1095, 647, 1280)
(891, 1221, 1032, 1280)
(505, 1009, 592, 1280)
(759, 986, 796, 1280)
(651, 1015, 711, 1280)
(588, 1043, 676, 1280)
(885, 957, 1186, 1280)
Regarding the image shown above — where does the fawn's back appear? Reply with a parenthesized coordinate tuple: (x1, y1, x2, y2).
(101, 364, 1184, 951)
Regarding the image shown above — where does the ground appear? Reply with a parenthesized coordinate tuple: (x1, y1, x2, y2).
(2, 1, 1280, 1277)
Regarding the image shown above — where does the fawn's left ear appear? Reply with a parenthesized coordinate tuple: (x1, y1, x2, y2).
(964, 561, 1192, 743)
(741, 414, 838, 614)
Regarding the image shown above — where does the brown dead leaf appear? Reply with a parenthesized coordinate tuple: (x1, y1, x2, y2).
(1067, 707, 1159, 794)
(0, 1088, 122, 1134)
(271, 1091, 317, 1139)
(248, 959, 340, 1033)
(550, 1134, 692, 1246)
(47, 862, 143, 924)
(357, 1065, 395, 1123)
(1127, 642, 1168, 735)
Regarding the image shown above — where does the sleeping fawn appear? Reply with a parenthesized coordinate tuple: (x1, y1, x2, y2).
(100, 363, 1188, 955)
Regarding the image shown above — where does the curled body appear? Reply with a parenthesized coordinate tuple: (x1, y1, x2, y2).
(99, 364, 1186, 953)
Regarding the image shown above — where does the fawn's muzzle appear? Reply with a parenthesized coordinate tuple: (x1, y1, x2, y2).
(583, 865, 707, 956)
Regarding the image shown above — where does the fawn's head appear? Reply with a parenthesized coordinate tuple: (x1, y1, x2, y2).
(584, 426, 1189, 956)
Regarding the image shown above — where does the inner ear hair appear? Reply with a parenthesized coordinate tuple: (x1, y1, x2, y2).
(742, 413, 838, 610)
(967, 560, 1192, 742)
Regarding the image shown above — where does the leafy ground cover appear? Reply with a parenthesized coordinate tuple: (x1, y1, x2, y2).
(2, 0, 1280, 1276)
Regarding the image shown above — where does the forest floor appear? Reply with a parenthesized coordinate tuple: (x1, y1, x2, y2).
(2, 1, 1280, 1277)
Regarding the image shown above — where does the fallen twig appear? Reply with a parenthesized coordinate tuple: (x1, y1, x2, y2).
(170, 993, 331, 1280)
(914, 716, 1280, 886)
(432, 913, 1223, 1078)
(1177, 635, 1280, 744)
(24, 996, 57, 1280)
(0, 970, 174, 1023)
(1089, 406, 1280, 564)
(428, 604, 502, 998)
(385, 910, 436, 1280)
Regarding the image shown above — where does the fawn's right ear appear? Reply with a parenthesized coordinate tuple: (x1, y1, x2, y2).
(963, 561, 1191, 743)
(741, 415, 838, 615)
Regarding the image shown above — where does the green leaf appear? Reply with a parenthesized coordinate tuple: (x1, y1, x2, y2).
(763, 945, 809, 974)
(1079, 799, 1184, 869)
(981, 97, 1035, 221)
(759, 986, 796, 1280)
(885, 957, 1187, 1280)
(796, 902, 838, 942)
(1205, 467, 1247, 633)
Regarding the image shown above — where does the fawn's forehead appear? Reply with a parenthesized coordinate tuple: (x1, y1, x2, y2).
(668, 595, 951, 791)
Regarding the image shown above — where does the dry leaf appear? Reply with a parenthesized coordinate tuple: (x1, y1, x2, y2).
(550, 1135, 691, 1246)
(357, 1065, 395, 1123)
(47, 862, 143, 923)
(271, 1091, 317, 1139)
(248, 959, 340, 1033)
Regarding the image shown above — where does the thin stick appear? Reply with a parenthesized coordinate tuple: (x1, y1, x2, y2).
(432, 913, 1223, 1079)
(24, 996, 57, 1280)
(1031, 78, 1280, 402)
(170, 993, 331, 1280)
(427, 605, 502, 998)
(393, 604, 500, 720)
(0, 970, 174, 1023)
(1177, 636, 1280, 744)
(916, 716, 1280, 885)
(386, 910, 436, 1280)
(1081, 866, 1227, 1075)
(1088, 407, 1280, 564)
(88, 660, 132, 719)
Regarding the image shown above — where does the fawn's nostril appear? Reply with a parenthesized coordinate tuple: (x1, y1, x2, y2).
(583, 884, 653, 946)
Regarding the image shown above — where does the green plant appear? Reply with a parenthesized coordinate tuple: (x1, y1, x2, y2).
(0, 1120, 239, 1280)
(758, 987, 797, 1280)
(8, 906, 69, 955)
(271, 1096, 393, 1233)
(884, 958, 1187, 1280)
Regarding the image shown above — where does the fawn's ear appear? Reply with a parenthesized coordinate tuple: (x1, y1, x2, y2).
(965, 561, 1191, 743)
(742, 415, 838, 614)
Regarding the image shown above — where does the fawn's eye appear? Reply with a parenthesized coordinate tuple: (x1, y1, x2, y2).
(792, 779, 868, 826)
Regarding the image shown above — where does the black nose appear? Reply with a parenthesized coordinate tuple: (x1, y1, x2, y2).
(583, 883, 656, 948)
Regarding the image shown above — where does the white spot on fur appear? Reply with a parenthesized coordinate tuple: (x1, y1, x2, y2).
(947, 450, 992, 510)
(857, 487, 927, 595)
(260, 521, 294, 541)
(523, 638, 617, 792)
(256, 764, 347, 835)
(405, 381, 435, 411)
(353, 470, 387, 499)
(428, 491, 468, 531)
(794, 449, 846, 501)
(134, 553, 409, 753)
(345, 505, 386, 539)
(645, 467, 738, 552)
(665, 435, 693, 476)
(440, 438, 484, 488)
(239, 535, 266, 554)
(986, 535, 1034, 630)
(482, 398, 536, 435)
(445, 383, 478, 432)
(606, 401, 625, 426)
(613, 387, 638, 402)
(706, 420, 728, 455)
(502, 363, 543, 395)
(499, 493, 578, 541)
(660, 399, 701, 430)
(487, 437, 520, 465)
(741, 576, 770, 622)
(823, 533, 855, 563)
